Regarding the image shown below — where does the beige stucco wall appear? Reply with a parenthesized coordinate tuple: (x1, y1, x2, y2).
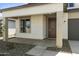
(71, 3, 79, 8)
(14, 12, 68, 40)
(63, 13, 68, 39)
(2, 4, 63, 17)
(69, 12, 79, 19)
(43, 15, 47, 38)
(15, 12, 77, 40)
(15, 14, 46, 39)
(74, 4, 79, 7)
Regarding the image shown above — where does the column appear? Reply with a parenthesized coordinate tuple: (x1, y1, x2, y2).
(56, 12, 63, 48)
(3, 17, 8, 41)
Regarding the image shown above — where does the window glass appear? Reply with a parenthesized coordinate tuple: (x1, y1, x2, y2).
(20, 19, 31, 33)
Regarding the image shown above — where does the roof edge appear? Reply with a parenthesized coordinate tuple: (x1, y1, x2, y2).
(68, 8, 79, 12)
(1, 3, 48, 12)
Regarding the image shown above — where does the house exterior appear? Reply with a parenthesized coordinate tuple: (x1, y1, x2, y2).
(1, 3, 76, 48)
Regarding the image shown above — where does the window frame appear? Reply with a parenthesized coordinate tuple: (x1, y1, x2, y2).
(20, 18, 31, 33)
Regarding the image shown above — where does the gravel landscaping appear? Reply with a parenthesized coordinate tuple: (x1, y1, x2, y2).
(0, 40, 35, 56)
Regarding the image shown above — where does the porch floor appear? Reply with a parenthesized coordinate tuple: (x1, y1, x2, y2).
(8, 38, 56, 47)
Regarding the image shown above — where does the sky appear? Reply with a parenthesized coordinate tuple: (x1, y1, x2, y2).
(0, 3, 26, 9)
(0, 3, 26, 17)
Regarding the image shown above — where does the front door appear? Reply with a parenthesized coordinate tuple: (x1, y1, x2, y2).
(48, 17, 56, 38)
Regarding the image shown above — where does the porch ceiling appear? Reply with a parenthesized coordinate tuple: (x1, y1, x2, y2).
(6, 16, 30, 19)
(45, 13, 56, 18)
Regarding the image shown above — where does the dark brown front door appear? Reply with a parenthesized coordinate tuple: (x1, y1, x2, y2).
(48, 17, 56, 38)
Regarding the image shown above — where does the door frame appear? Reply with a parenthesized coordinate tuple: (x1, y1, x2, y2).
(46, 16, 56, 39)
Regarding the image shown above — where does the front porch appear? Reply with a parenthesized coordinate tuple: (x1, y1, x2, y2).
(3, 12, 66, 48)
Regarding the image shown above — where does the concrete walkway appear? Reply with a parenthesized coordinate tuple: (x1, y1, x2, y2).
(69, 40, 79, 55)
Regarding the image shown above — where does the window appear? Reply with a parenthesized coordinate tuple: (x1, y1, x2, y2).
(8, 20, 15, 29)
(68, 3, 74, 7)
(20, 19, 31, 33)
